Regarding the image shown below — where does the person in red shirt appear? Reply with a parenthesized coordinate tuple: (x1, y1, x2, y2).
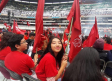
(103, 37, 112, 50)
(5, 34, 36, 78)
(35, 37, 67, 81)
(34, 37, 48, 65)
(0, 32, 13, 60)
(0, 32, 14, 79)
(62, 47, 106, 81)
(82, 36, 88, 48)
(24, 32, 28, 40)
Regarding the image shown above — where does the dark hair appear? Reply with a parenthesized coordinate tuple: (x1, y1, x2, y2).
(29, 32, 35, 37)
(8, 34, 24, 51)
(85, 36, 88, 40)
(0, 32, 14, 51)
(105, 37, 111, 44)
(62, 47, 104, 81)
(82, 36, 85, 43)
(37, 36, 64, 68)
(24, 32, 28, 35)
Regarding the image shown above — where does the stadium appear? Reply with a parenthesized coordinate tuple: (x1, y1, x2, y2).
(1, 0, 112, 81)
(0, 0, 112, 36)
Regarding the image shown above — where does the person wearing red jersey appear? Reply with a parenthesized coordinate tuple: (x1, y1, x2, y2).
(35, 37, 67, 81)
(24, 32, 28, 40)
(103, 37, 112, 50)
(0, 32, 14, 79)
(5, 34, 36, 79)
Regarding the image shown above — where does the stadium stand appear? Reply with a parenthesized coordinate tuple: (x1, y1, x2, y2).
(0, 0, 112, 36)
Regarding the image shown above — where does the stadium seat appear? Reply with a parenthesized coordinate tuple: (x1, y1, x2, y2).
(21, 73, 40, 81)
(0, 60, 23, 81)
(100, 59, 106, 72)
(104, 61, 112, 79)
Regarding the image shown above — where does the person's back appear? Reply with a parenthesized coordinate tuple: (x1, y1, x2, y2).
(105, 50, 112, 78)
(103, 37, 112, 50)
(0, 46, 11, 60)
(0, 32, 13, 60)
(62, 47, 105, 81)
(98, 50, 108, 61)
(5, 51, 34, 76)
(104, 43, 112, 50)
(0, 32, 14, 79)
(4, 34, 35, 77)
(93, 38, 108, 62)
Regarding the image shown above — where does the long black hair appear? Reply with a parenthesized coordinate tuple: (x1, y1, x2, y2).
(37, 36, 64, 68)
(0, 32, 14, 51)
(62, 47, 104, 81)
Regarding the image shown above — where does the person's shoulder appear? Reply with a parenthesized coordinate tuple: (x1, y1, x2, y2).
(43, 52, 55, 62)
(44, 52, 54, 58)
(43, 53, 56, 64)
(21, 52, 33, 61)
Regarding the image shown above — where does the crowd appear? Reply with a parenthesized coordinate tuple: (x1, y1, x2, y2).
(0, 29, 112, 81)
(1, 1, 112, 18)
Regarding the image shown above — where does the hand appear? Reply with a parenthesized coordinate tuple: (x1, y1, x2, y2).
(61, 59, 67, 68)
(34, 60, 37, 65)
(62, 54, 68, 60)
(61, 39, 64, 44)
(34, 54, 38, 65)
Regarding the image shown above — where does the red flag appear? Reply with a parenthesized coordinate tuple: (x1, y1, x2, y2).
(33, 0, 45, 52)
(0, 0, 9, 13)
(104, 34, 107, 37)
(68, 0, 82, 63)
(13, 20, 26, 34)
(4, 23, 7, 27)
(13, 20, 16, 33)
(54, 33, 57, 36)
(83, 17, 99, 47)
(65, 28, 69, 33)
(57, 32, 60, 38)
(63, 32, 68, 42)
(27, 21, 30, 26)
(4, 23, 11, 32)
(44, 30, 47, 38)
(52, 28, 55, 30)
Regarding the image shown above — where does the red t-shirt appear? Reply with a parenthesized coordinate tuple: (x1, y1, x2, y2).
(24, 35, 28, 40)
(83, 40, 87, 48)
(103, 43, 112, 50)
(5, 51, 34, 76)
(0, 46, 11, 60)
(35, 52, 58, 81)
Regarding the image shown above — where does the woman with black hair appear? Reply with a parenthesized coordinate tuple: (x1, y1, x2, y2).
(35, 36, 67, 81)
(0, 32, 14, 79)
(62, 47, 106, 81)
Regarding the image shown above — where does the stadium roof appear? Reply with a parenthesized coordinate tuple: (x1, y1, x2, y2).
(14, 0, 112, 4)
(16, 0, 74, 3)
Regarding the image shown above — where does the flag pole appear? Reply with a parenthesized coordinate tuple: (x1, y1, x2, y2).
(62, 29, 65, 40)
(36, 47, 38, 54)
(65, 17, 73, 55)
(62, 21, 67, 39)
